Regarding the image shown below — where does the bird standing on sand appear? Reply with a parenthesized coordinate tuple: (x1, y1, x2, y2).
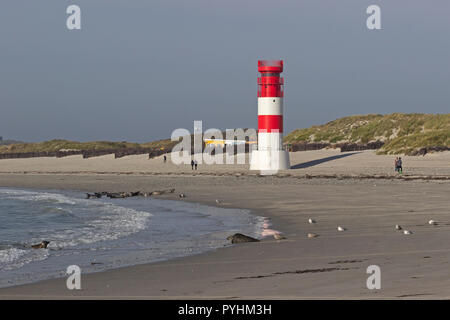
(179, 193, 186, 198)
(428, 220, 437, 225)
(308, 218, 316, 224)
(403, 230, 412, 235)
(274, 233, 286, 240)
(337, 226, 345, 232)
(395, 224, 402, 230)
(307, 233, 318, 238)
(215, 199, 221, 204)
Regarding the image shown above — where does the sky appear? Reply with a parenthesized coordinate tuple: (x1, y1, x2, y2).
(0, 0, 449, 142)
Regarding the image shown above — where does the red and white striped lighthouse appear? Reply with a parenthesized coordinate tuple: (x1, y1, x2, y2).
(250, 60, 290, 171)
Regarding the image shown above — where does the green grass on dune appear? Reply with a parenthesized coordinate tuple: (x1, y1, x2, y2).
(380, 130, 450, 155)
(0, 137, 180, 154)
(284, 113, 450, 155)
(0, 139, 149, 154)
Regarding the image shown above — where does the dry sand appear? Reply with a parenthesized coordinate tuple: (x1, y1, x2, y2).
(0, 149, 449, 176)
(0, 150, 449, 299)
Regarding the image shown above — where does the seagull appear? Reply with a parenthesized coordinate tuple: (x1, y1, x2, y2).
(307, 233, 318, 238)
(403, 230, 412, 235)
(308, 218, 316, 224)
(337, 226, 346, 232)
(178, 193, 186, 198)
(215, 199, 221, 204)
(273, 233, 286, 240)
(395, 224, 402, 230)
(428, 219, 437, 225)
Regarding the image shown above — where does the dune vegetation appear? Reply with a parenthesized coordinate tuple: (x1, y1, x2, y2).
(284, 113, 450, 155)
(0, 138, 176, 154)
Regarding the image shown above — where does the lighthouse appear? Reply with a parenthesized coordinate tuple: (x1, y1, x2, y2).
(250, 60, 290, 172)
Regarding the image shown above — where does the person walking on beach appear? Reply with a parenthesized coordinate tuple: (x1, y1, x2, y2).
(397, 157, 403, 174)
(394, 157, 399, 172)
(163, 155, 167, 163)
(194, 160, 198, 170)
(191, 160, 194, 170)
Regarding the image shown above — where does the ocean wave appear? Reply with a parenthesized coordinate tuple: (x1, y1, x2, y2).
(49, 204, 151, 248)
(0, 189, 79, 205)
(0, 188, 265, 288)
(0, 188, 153, 269)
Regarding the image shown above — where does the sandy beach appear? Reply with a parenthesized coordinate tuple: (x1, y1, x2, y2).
(0, 150, 449, 299)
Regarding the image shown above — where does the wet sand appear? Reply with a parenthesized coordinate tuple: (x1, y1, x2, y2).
(0, 150, 449, 299)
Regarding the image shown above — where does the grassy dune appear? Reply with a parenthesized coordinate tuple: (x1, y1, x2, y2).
(284, 113, 450, 155)
(0, 138, 175, 154)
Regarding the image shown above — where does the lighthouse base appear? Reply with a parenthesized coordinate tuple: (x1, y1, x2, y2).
(250, 149, 290, 173)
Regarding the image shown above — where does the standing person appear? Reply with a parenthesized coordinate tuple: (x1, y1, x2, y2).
(194, 160, 198, 170)
(191, 160, 194, 170)
(163, 155, 167, 163)
(394, 157, 399, 172)
(397, 157, 403, 174)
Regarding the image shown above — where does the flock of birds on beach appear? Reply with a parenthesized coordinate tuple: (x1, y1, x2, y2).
(189, 194, 441, 243)
(211, 196, 440, 243)
(304, 217, 439, 239)
(306, 218, 347, 238)
(224, 214, 440, 244)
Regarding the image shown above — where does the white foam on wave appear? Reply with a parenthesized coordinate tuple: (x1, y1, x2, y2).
(0, 248, 27, 264)
(0, 247, 49, 271)
(0, 189, 78, 205)
(50, 203, 151, 248)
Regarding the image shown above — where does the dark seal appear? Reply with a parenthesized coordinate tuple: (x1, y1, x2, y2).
(226, 233, 259, 244)
(31, 241, 50, 249)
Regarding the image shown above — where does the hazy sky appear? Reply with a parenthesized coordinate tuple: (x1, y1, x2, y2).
(1, 0, 449, 142)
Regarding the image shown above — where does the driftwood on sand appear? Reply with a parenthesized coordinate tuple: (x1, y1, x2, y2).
(86, 189, 175, 199)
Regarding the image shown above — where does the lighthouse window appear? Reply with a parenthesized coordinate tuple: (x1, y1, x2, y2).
(261, 73, 279, 77)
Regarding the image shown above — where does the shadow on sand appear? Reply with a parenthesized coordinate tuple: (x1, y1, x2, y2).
(290, 152, 360, 170)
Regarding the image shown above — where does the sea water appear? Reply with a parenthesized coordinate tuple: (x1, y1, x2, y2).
(0, 188, 268, 288)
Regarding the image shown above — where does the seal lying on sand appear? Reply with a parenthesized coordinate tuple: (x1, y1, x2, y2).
(31, 241, 50, 249)
(226, 233, 259, 244)
(86, 193, 102, 199)
(107, 191, 140, 198)
(150, 189, 176, 196)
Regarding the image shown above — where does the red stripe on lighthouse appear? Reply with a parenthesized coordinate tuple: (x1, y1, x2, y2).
(257, 77, 284, 98)
(258, 115, 283, 133)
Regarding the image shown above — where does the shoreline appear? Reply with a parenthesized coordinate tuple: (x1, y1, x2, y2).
(0, 173, 449, 299)
(0, 174, 289, 298)
(0, 186, 268, 290)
